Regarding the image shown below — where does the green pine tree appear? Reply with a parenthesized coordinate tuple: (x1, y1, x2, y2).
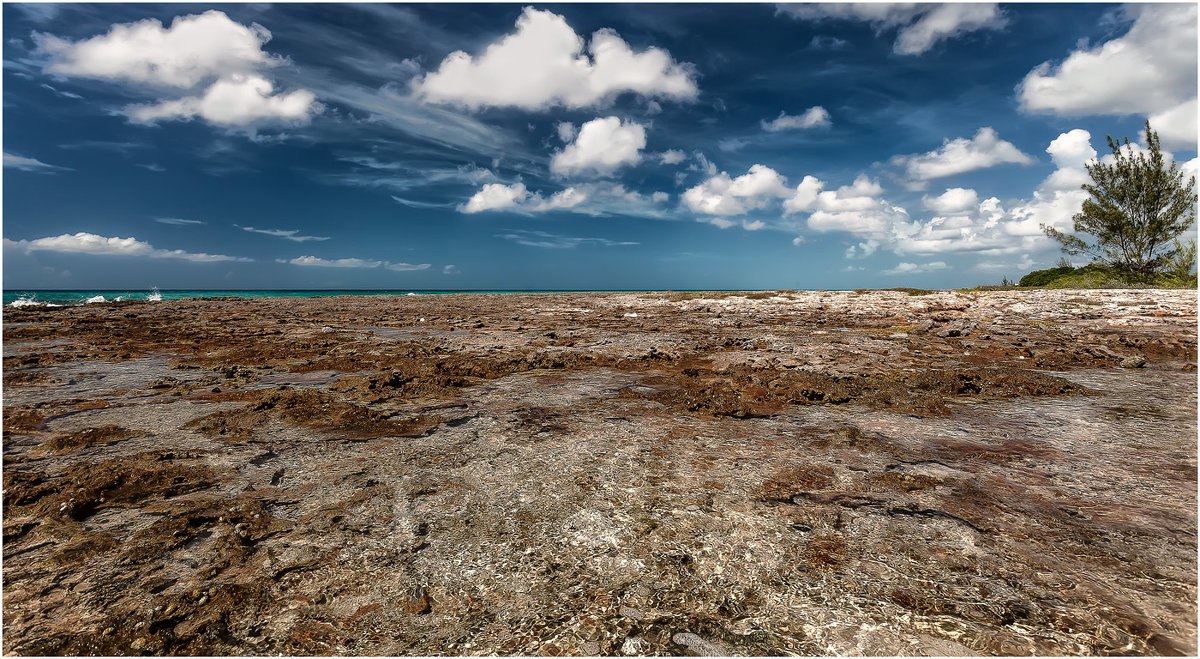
(1042, 121, 1196, 283)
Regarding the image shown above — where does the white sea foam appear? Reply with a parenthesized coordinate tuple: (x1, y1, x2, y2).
(147, 287, 162, 302)
(10, 294, 41, 307)
(85, 295, 107, 304)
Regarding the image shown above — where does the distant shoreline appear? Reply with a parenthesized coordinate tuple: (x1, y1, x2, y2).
(4, 288, 847, 306)
(6, 286, 1189, 308)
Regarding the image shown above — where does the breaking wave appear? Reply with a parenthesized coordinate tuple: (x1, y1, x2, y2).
(10, 294, 41, 307)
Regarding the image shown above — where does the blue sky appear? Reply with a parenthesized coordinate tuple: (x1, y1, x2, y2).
(3, 2, 1197, 290)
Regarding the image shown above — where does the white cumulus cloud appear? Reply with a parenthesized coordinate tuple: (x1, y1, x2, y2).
(704, 128, 1179, 262)
(414, 7, 697, 110)
(37, 10, 319, 127)
(883, 261, 948, 275)
(127, 74, 317, 126)
(1017, 4, 1197, 150)
(16, 233, 154, 256)
(37, 10, 275, 88)
(550, 116, 645, 177)
(761, 106, 831, 132)
(785, 174, 884, 212)
(5, 231, 250, 262)
(556, 121, 577, 142)
(462, 182, 530, 213)
(808, 204, 910, 241)
(385, 262, 432, 272)
(284, 255, 430, 271)
(891, 127, 1033, 182)
(287, 256, 382, 268)
(892, 130, 1104, 255)
(530, 186, 589, 211)
(922, 187, 979, 214)
(1040, 128, 1096, 192)
(659, 149, 686, 165)
(845, 239, 880, 259)
(683, 164, 792, 216)
(460, 182, 589, 214)
(1046, 128, 1097, 168)
(1149, 99, 1198, 152)
(784, 174, 907, 240)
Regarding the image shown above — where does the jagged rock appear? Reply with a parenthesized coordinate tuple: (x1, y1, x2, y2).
(1, 289, 1194, 656)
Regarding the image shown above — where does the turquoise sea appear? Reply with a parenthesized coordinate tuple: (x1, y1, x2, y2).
(3, 289, 669, 306)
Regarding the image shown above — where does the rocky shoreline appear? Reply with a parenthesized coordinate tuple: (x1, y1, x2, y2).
(3, 289, 1196, 655)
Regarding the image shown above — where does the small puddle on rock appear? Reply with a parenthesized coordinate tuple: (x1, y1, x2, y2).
(3, 337, 81, 357)
(6, 356, 205, 406)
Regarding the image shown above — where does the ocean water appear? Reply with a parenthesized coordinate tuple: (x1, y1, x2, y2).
(2, 289, 666, 307)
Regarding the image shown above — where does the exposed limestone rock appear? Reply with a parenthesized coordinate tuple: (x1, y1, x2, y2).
(2, 289, 1195, 655)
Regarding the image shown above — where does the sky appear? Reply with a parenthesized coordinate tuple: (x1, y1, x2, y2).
(3, 2, 1197, 290)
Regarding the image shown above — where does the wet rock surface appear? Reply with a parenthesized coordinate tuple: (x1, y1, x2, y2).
(2, 289, 1196, 655)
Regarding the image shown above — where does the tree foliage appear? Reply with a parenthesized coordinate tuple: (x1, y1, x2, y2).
(1159, 238, 1198, 287)
(1018, 265, 1076, 287)
(1042, 121, 1196, 282)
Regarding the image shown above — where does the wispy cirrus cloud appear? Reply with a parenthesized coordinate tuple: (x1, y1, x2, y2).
(495, 229, 638, 249)
(154, 217, 205, 226)
(318, 157, 501, 194)
(392, 196, 458, 210)
(237, 225, 330, 242)
(4, 152, 70, 173)
(40, 83, 82, 99)
(778, 3, 1006, 55)
(58, 140, 149, 152)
